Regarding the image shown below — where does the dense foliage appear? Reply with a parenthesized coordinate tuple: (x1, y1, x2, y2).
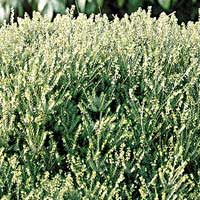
(0, 8, 200, 199)
(0, 0, 200, 23)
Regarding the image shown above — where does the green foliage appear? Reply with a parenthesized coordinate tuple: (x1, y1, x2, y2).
(0, 9, 200, 199)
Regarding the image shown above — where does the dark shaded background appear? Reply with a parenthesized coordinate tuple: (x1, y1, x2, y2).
(0, 0, 200, 24)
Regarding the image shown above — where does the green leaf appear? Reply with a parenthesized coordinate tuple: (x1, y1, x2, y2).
(51, 0, 66, 13)
(158, 0, 171, 10)
(0, 4, 10, 22)
(128, 0, 143, 12)
(38, 0, 65, 13)
(28, 0, 37, 10)
(171, 0, 177, 7)
(85, 1, 96, 14)
(117, 0, 125, 8)
(97, 0, 104, 8)
(78, 0, 87, 12)
(42, 3, 54, 18)
(17, 1, 24, 16)
(38, 0, 48, 12)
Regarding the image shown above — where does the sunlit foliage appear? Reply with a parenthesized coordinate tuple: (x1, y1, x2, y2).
(0, 8, 200, 199)
(0, 0, 199, 23)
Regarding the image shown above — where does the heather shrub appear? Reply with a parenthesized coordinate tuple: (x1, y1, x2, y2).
(0, 8, 200, 199)
(0, 0, 199, 23)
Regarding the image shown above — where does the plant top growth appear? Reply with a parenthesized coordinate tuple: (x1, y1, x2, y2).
(0, 8, 200, 199)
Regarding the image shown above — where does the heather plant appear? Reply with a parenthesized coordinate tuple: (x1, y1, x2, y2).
(0, 0, 199, 23)
(0, 8, 200, 199)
